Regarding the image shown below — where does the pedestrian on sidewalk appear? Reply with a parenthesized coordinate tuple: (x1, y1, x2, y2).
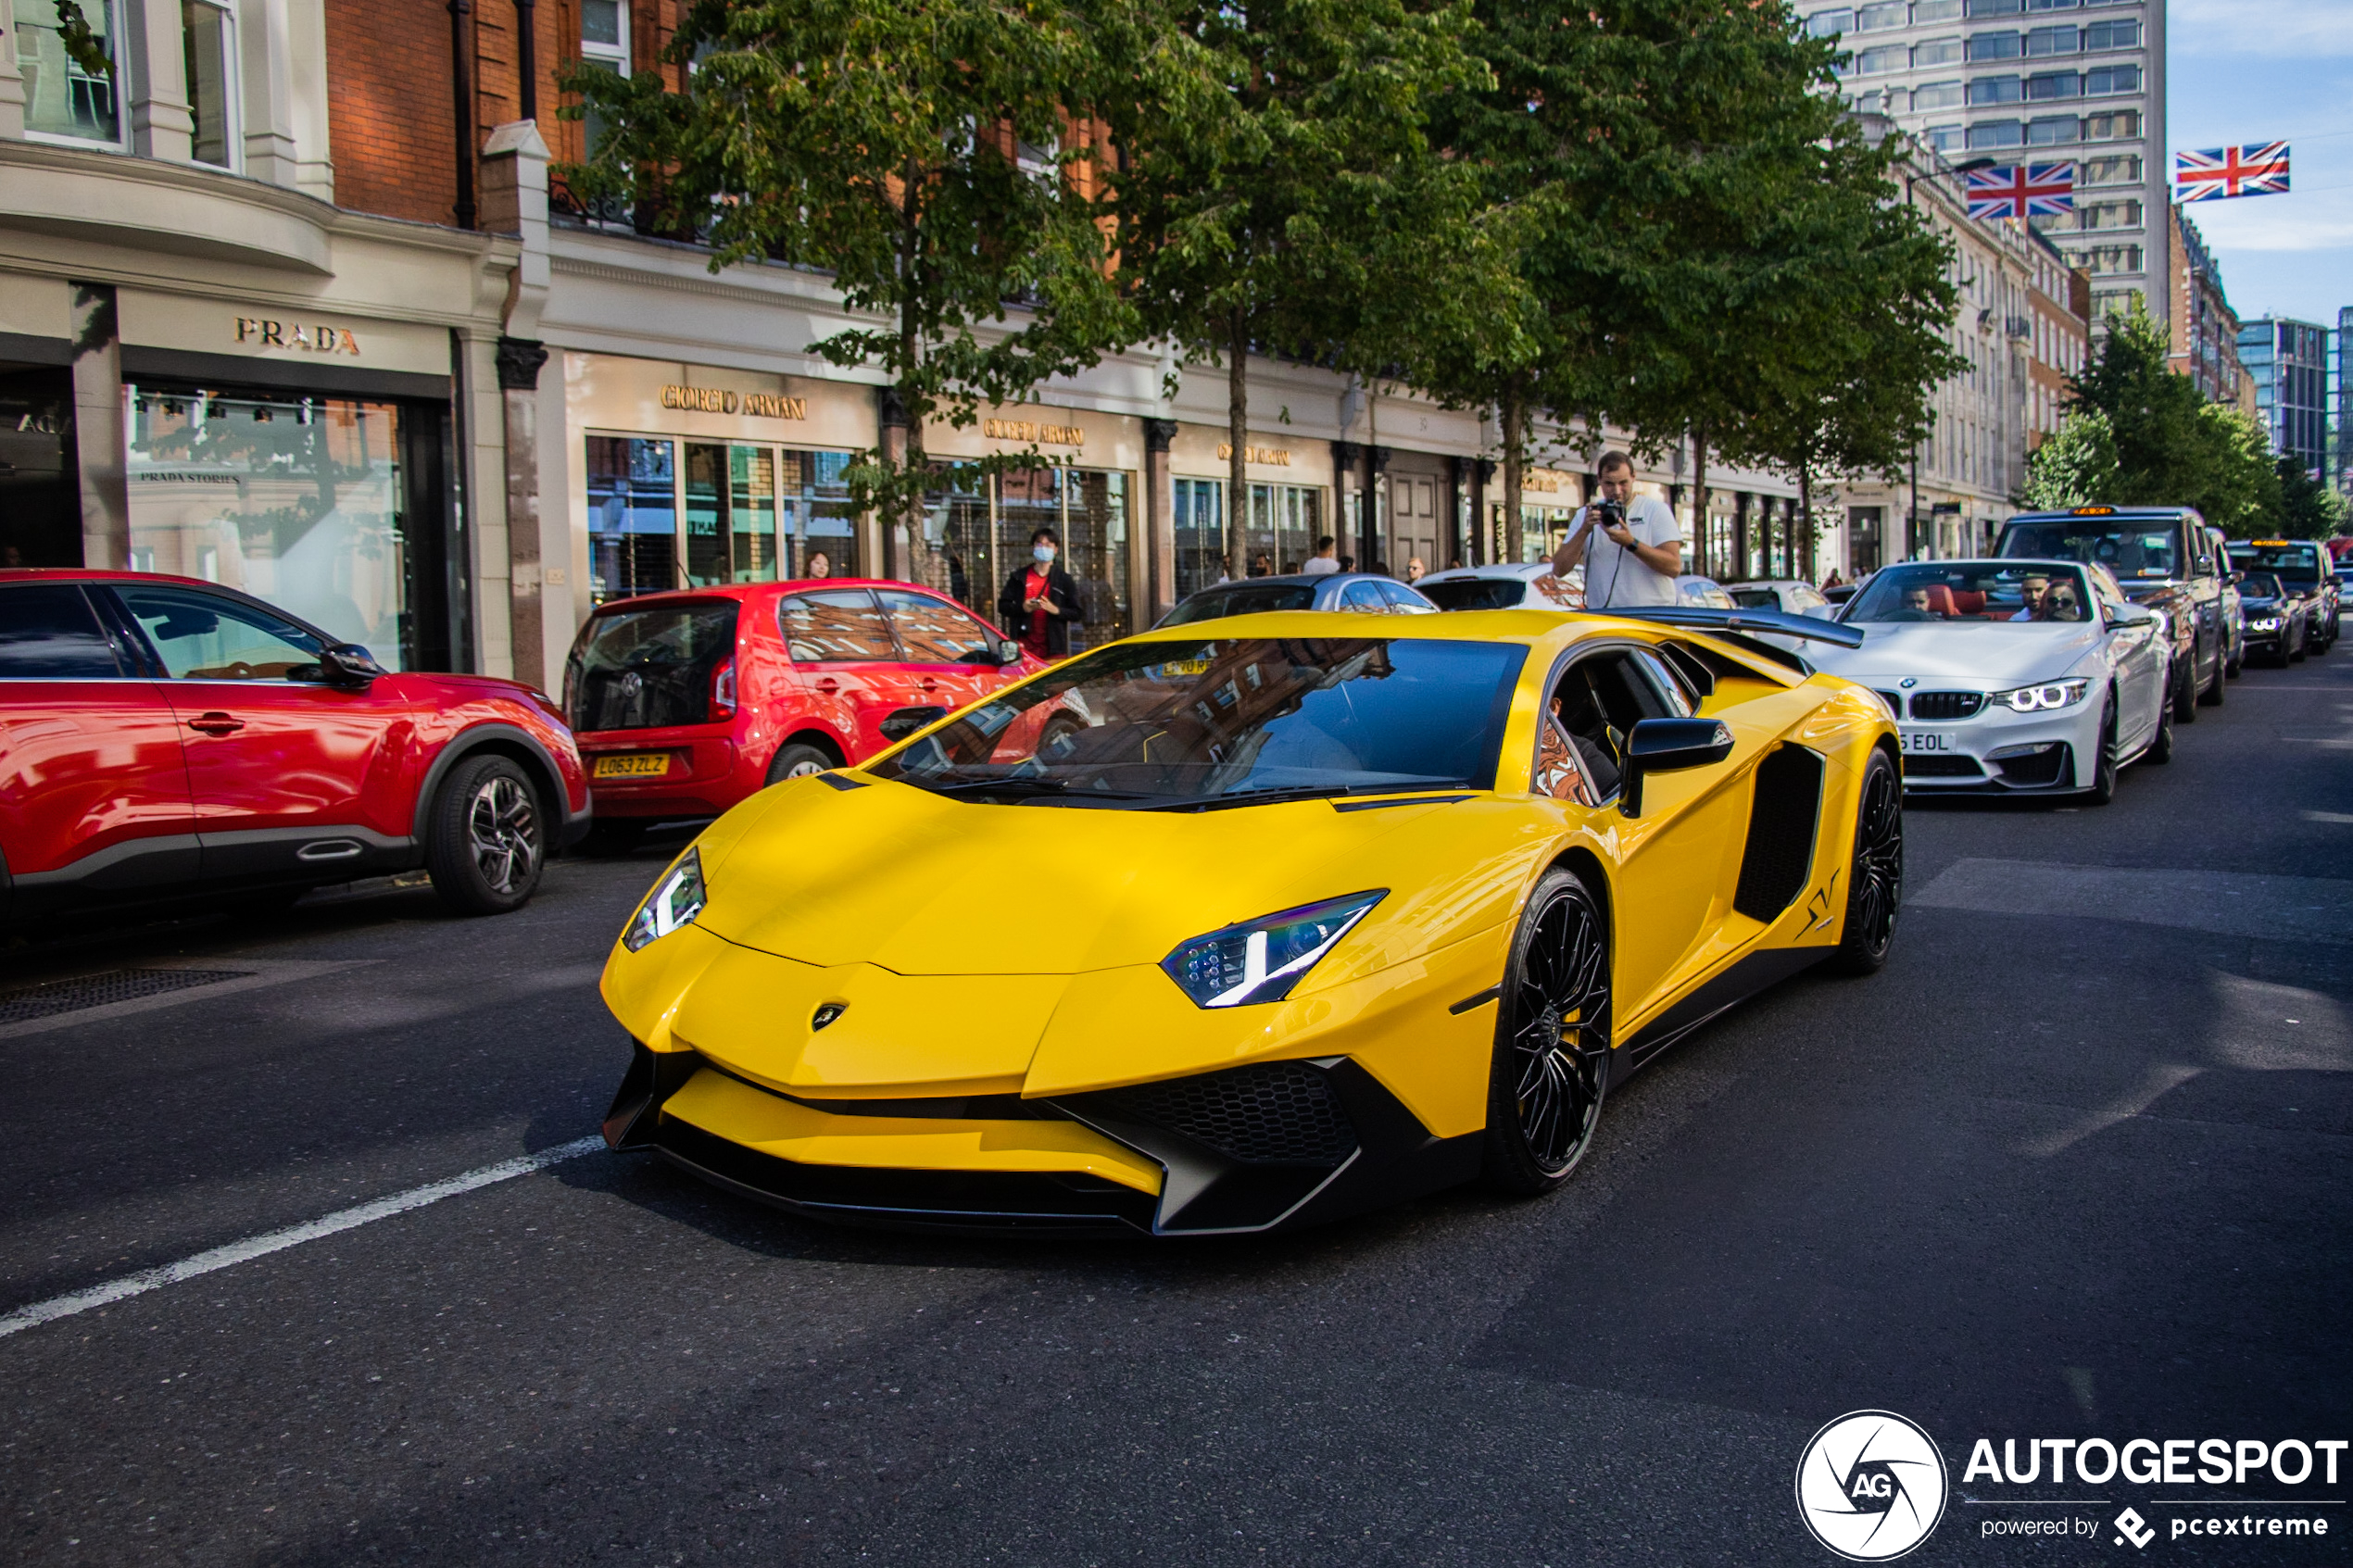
(1548, 452, 1681, 610)
(1302, 536, 1340, 575)
(998, 526, 1082, 660)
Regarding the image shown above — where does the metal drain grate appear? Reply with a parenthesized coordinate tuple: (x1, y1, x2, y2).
(0, 968, 255, 1023)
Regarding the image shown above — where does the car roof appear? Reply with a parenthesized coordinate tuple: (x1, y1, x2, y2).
(1418, 562, 1553, 582)
(2004, 508, 2203, 524)
(585, 578, 955, 612)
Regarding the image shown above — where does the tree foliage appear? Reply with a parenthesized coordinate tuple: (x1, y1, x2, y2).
(1108, 0, 1494, 556)
(2018, 409, 2120, 510)
(560, 0, 1174, 545)
(2276, 454, 2349, 536)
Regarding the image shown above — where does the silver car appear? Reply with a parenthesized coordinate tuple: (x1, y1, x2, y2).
(1155, 572, 1438, 628)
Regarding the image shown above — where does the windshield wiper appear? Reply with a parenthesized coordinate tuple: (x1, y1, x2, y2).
(912, 774, 1162, 804)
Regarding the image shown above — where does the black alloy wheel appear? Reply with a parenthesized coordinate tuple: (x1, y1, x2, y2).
(426, 754, 547, 915)
(1483, 869, 1612, 1195)
(2083, 694, 2120, 807)
(1829, 748, 1903, 976)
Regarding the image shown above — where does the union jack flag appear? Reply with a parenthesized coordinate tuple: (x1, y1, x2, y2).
(1964, 163, 2076, 221)
(2174, 143, 2291, 201)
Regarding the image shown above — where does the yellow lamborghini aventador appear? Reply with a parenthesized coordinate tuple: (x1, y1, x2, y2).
(599, 607, 1901, 1236)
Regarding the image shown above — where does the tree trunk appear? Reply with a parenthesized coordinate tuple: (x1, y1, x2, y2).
(1690, 422, 1710, 579)
(1228, 307, 1250, 577)
(1796, 469, 1812, 583)
(1500, 377, 1525, 565)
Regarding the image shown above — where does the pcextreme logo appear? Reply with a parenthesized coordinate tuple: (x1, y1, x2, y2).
(1796, 1410, 1951, 1561)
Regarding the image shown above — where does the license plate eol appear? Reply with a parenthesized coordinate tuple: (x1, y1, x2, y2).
(1898, 730, 1956, 754)
(592, 752, 672, 780)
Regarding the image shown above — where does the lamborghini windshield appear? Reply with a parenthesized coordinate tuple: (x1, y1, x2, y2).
(868, 635, 1527, 808)
(1846, 563, 2094, 625)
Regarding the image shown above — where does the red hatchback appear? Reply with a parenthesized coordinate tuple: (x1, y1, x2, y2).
(562, 579, 1041, 834)
(0, 571, 590, 920)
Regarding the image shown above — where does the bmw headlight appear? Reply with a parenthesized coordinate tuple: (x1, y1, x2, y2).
(2250, 616, 2280, 631)
(1161, 890, 1387, 1009)
(1991, 679, 2091, 713)
(623, 847, 707, 952)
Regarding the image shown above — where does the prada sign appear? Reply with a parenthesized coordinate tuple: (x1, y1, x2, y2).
(235, 316, 360, 356)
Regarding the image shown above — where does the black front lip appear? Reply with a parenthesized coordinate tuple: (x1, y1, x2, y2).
(603, 1044, 1479, 1238)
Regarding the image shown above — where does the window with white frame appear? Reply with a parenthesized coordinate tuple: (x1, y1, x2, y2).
(19, 0, 124, 147)
(182, 0, 238, 169)
(580, 0, 631, 153)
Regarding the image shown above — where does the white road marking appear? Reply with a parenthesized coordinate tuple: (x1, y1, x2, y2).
(0, 960, 379, 1042)
(0, 1136, 607, 1340)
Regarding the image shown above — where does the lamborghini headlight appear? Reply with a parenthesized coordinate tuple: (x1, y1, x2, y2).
(1160, 890, 1387, 1009)
(623, 847, 706, 952)
(1990, 679, 2090, 713)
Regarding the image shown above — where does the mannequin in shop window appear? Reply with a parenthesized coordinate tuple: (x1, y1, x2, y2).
(999, 526, 1083, 660)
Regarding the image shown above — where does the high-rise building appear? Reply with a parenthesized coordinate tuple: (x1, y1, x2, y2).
(1808, 0, 2168, 332)
(2335, 308, 2351, 495)
(2169, 208, 2248, 408)
(2237, 318, 2330, 479)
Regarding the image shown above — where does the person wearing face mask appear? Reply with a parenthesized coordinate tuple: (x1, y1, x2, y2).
(999, 525, 1084, 660)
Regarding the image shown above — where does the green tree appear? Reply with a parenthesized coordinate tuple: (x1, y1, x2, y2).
(560, 0, 1168, 572)
(2018, 409, 2121, 510)
(1109, 0, 1491, 562)
(2276, 453, 2349, 536)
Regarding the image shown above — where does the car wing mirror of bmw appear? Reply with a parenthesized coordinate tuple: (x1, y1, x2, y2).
(2106, 603, 2156, 630)
(879, 705, 950, 742)
(1619, 718, 1735, 819)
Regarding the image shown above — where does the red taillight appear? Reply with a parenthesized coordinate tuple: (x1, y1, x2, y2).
(710, 659, 737, 721)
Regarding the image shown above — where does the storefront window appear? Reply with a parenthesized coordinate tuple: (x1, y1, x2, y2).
(1173, 477, 1225, 599)
(780, 449, 859, 578)
(126, 388, 414, 667)
(587, 434, 677, 601)
(919, 465, 1131, 650)
(18, 0, 120, 146)
(1232, 483, 1319, 577)
(685, 442, 779, 584)
(1522, 505, 1574, 563)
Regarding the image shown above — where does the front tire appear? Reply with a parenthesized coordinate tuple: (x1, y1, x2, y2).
(426, 755, 546, 915)
(2145, 681, 2175, 764)
(765, 742, 837, 786)
(2199, 644, 2225, 705)
(1482, 870, 1612, 1196)
(2171, 655, 2199, 722)
(1829, 749, 1903, 976)
(2082, 695, 2120, 806)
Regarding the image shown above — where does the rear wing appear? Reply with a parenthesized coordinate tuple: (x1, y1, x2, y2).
(1598, 606, 1865, 676)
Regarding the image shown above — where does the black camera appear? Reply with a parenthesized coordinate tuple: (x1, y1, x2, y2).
(1589, 498, 1627, 530)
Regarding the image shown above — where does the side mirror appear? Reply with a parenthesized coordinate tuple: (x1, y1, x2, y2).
(318, 643, 384, 686)
(1619, 718, 1735, 819)
(996, 638, 1024, 666)
(878, 704, 950, 742)
(2105, 603, 2156, 630)
(2231, 570, 2246, 584)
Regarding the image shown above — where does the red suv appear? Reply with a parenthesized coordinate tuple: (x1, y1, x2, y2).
(563, 579, 1041, 837)
(0, 571, 590, 920)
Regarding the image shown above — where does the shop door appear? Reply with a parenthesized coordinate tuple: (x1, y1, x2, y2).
(1386, 470, 1441, 579)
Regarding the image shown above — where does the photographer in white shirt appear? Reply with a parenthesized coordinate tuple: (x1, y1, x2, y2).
(1547, 451, 1683, 609)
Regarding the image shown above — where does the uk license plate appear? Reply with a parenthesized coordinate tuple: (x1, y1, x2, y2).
(593, 752, 671, 779)
(1899, 730, 1954, 755)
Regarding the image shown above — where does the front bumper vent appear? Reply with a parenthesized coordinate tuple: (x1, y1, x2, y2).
(1902, 755, 1984, 778)
(1101, 1060, 1357, 1165)
(1906, 691, 1985, 721)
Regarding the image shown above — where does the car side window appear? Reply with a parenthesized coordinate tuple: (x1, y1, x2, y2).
(777, 589, 899, 662)
(0, 584, 126, 679)
(1375, 581, 1424, 612)
(1340, 581, 1384, 611)
(879, 589, 997, 662)
(1533, 572, 1580, 608)
(1632, 649, 1698, 716)
(116, 585, 322, 681)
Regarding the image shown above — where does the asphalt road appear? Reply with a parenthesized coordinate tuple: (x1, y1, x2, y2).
(4, 648, 2349, 1567)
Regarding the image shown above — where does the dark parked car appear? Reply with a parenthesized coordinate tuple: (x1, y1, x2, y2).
(1997, 507, 2229, 719)
(2233, 572, 2310, 665)
(2227, 539, 2338, 654)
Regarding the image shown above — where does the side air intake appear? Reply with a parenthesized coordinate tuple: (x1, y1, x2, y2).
(1733, 745, 1825, 923)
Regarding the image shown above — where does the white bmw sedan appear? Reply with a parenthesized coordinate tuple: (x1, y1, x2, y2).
(1812, 559, 2172, 804)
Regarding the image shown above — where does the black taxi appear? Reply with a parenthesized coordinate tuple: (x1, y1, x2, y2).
(1998, 507, 2230, 720)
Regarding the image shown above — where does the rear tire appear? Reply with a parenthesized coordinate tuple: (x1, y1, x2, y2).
(1829, 749, 1903, 977)
(425, 754, 546, 915)
(2199, 646, 2224, 705)
(1482, 870, 1611, 1196)
(2145, 682, 2175, 763)
(765, 742, 837, 786)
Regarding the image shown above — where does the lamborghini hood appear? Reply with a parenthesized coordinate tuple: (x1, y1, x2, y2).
(690, 776, 1462, 976)
(1813, 622, 2097, 685)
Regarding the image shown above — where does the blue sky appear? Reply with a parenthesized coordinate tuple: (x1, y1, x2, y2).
(2169, 0, 2351, 330)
